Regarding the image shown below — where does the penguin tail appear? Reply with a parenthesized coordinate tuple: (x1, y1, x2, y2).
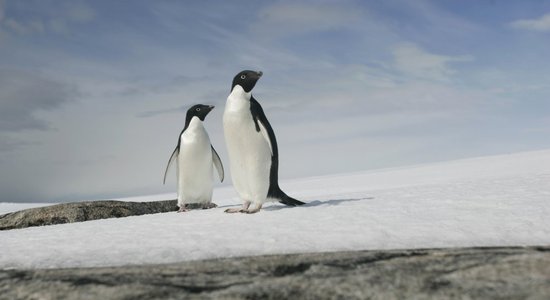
(279, 196, 305, 207)
(270, 187, 305, 207)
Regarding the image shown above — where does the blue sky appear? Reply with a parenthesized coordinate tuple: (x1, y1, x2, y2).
(1, 0, 550, 203)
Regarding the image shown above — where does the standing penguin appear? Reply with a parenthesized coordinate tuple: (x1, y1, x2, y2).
(223, 70, 304, 214)
(164, 104, 224, 212)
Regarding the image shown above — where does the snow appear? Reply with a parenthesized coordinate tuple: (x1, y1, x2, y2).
(1, 149, 550, 269)
(0, 203, 54, 215)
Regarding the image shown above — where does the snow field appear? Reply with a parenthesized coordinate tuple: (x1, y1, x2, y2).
(1, 150, 549, 269)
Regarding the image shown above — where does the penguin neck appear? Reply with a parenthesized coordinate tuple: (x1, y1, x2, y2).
(227, 85, 252, 112)
(184, 116, 203, 132)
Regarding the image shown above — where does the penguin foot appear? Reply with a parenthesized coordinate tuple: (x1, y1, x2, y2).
(241, 204, 263, 214)
(202, 202, 217, 209)
(224, 201, 251, 213)
(177, 207, 190, 213)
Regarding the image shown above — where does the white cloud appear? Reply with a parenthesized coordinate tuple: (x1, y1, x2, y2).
(48, 1, 95, 34)
(0, 0, 4, 22)
(399, 1, 481, 35)
(0, 0, 95, 36)
(0, 0, 7, 45)
(253, 1, 363, 37)
(3, 18, 45, 35)
(391, 43, 473, 82)
(64, 1, 95, 23)
(510, 13, 550, 32)
(0, 69, 77, 132)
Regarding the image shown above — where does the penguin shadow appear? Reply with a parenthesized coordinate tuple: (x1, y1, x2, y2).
(215, 203, 241, 209)
(263, 196, 374, 211)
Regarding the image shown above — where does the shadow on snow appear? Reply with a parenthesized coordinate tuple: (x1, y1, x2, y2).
(263, 196, 374, 211)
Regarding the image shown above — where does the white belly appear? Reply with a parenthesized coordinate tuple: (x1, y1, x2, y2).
(223, 91, 272, 204)
(177, 118, 213, 205)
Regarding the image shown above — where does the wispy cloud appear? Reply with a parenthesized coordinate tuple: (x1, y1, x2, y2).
(510, 13, 550, 32)
(0, 69, 78, 132)
(0, 0, 94, 36)
(137, 106, 186, 118)
(391, 43, 473, 82)
(253, 1, 364, 38)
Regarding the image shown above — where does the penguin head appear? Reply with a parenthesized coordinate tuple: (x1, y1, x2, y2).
(231, 70, 263, 93)
(186, 104, 215, 121)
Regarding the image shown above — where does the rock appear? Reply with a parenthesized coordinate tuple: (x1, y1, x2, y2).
(0, 200, 177, 230)
(0, 246, 549, 299)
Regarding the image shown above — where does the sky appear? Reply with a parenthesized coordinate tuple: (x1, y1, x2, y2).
(1, 0, 550, 203)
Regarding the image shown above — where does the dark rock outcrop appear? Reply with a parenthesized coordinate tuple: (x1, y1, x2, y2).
(0, 200, 177, 230)
(1, 246, 549, 299)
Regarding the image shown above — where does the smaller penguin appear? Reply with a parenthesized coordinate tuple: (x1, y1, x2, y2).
(163, 104, 224, 212)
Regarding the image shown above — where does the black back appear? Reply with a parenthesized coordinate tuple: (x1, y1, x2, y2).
(249, 96, 304, 206)
(250, 96, 279, 189)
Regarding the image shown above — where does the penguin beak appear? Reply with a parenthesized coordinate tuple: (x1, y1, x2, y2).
(208, 105, 215, 111)
(257, 71, 263, 78)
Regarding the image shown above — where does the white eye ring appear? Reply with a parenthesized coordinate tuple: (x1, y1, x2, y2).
(196, 108, 201, 111)
(240, 75, 246, 79)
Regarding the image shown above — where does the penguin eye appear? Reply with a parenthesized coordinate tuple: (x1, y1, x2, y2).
(240, 75, 246, 79)
(196, 108, 201, 111)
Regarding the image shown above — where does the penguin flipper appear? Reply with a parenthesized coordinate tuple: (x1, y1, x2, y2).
(250, 97, 277, 157)
(211, 146, 224, 182)
(163, 147, 179, 184)
(257, 121, 273, 156)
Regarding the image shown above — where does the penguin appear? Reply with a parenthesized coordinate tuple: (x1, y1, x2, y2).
(223, 70, 304, 214)
(163, 104, 224, 212)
